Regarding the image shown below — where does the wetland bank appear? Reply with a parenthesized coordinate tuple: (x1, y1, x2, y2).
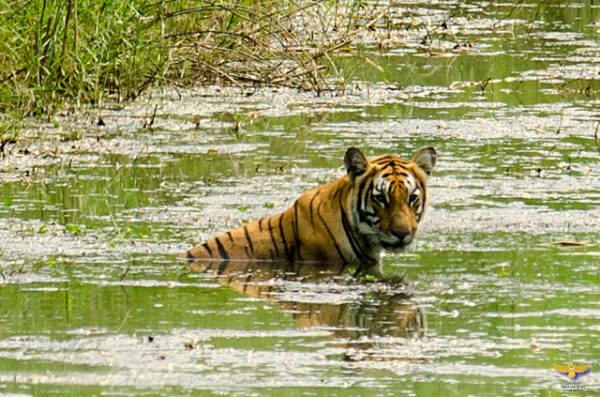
(1, 1, 599, 396)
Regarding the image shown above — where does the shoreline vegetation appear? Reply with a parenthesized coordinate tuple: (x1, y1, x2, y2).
(0, 1, 597, 137)
(0, 1, 379, 119)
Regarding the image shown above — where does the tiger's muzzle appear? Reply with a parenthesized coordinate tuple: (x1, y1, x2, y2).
(381, 229, 416, 250)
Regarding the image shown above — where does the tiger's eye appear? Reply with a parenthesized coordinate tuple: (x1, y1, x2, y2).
(373, 193, 386, 205)
(408, 193, 418, 204)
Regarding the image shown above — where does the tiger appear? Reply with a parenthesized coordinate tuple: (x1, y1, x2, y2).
(182, 146, 437, 275)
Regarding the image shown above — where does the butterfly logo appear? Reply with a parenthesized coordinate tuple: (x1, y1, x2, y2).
(553, 363, 592, 382)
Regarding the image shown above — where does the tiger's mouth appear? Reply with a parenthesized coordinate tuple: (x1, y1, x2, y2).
(380, 232, 415, 250)
(380, 239, 411, 250)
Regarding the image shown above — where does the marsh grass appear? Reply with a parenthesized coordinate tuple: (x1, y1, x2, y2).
(3, 0, 590, 129)
(1, 1, 159, 114)
(0, 0, 377, 119)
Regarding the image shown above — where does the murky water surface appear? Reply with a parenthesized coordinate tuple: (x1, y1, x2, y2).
(1, 1, 599, 396)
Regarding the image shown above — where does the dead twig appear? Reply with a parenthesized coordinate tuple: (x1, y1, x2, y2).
(197, 60, 245, 90)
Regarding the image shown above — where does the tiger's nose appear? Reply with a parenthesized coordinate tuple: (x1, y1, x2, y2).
(392, 229, 415, 243)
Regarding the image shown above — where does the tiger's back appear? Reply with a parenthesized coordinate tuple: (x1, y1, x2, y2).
(183, 146, 437, 272)
(184, 178, 357, 264)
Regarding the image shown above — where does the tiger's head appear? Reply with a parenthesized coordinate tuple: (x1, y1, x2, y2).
(344, 146, 437, 252)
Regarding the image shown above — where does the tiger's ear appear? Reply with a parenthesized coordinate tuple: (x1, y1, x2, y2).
(411, 147, 437, 175)
(344, 147, 368, 180)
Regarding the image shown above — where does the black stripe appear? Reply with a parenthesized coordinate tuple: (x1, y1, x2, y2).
(328, 188, 336, 200)
(268, 217, 280, 258)
(334, 186, 342, 201)
(202, 242, 213, 257)
(214, 237, 229, 260)
(278, 213, 292, 262)
(356, 174, 371, 203)
(316, 205, 347, 264)
(364, 194, 378, 226)
(284, 260, 296, 273)
(293, 200, 302, 261)
(217, 260, 228, 274)
(243, 225, 255, 256)
(241, 273, 252, 293)
(185, 250, 194, 264)
(226, 231, 234, 242)
(357, 168, 376, 196)
(258, 218, 265, 232)
(339, 195, 363, 261)
(357, 179, 374, 223)
(393, 163, 410, 173)
(372, 156, 394, 165)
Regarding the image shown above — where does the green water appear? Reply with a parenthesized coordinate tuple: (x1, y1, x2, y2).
(1, 1, 599, 396)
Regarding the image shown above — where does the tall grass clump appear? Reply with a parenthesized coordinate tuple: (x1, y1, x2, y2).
(0, 0, 377, 118)
(1, 1, 163, 115)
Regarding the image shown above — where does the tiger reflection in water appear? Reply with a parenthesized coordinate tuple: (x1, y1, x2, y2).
(188, 260, 426, 341)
